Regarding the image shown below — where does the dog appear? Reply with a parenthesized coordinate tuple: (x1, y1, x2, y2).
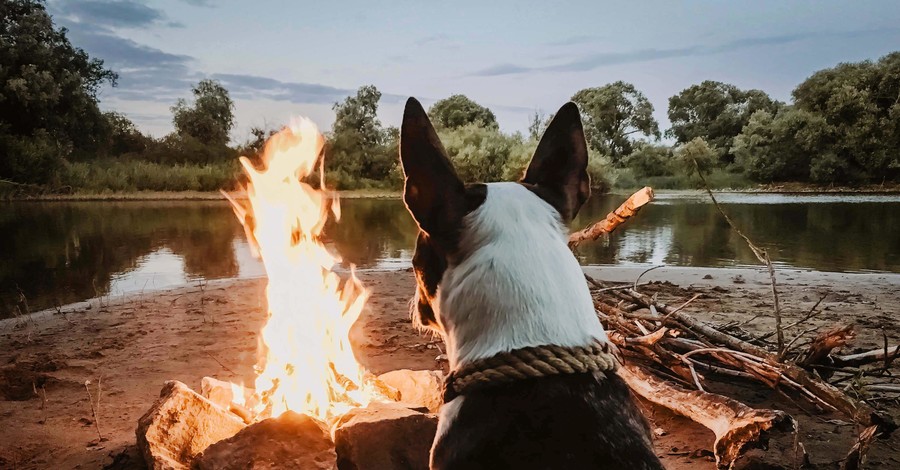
(398, 97, 665, 469)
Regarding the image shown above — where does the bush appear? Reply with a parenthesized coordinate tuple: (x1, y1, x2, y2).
(61, 159, 239, 192)
(622, 143, 675, 178)
(0, 129, 65, 185)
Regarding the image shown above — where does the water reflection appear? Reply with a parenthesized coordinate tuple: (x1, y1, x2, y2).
(2, 194, 898, 318)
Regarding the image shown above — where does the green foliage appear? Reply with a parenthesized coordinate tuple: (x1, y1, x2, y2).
(622, 143, 675, 178)
(674, 137, 718, 178)
(791, 52, 900, 182)
(326, 85, 397, 188)
(428, 95, 498, 129)
(436, 124, 530, 182)
(732, 108, 830, 182)
(0, 128, 62, 184)
(171, 79, 235, 148)
(667, 81, 782, 163)
(61, 159, 238, 192)
(571, 82, 661, 163)
(0, 0, 117, 183)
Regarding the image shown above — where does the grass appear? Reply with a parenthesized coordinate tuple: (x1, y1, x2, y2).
(61, 159, 239, 193)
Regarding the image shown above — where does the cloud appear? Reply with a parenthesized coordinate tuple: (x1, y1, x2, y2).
(545, 35, 597, 47)
(180, 0, 215, 6)
(52, 1, 182, 29)
(471, 28, 897, 76)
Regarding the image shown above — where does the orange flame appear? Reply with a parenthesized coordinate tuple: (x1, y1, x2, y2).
(226, 118, 373, 423)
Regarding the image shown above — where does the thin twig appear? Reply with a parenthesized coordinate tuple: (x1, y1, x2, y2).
(206, 352, 239, 376)
(84, 380, 103, 441)
(692, 159, 784, 356)
(633, 265, 664, 292)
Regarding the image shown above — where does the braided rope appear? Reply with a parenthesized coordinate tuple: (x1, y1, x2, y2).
(443, 342, 618, 402)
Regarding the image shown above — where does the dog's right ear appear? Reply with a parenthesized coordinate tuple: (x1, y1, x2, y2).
(521, 102, 591, 222)
(400, 97, 467, 242)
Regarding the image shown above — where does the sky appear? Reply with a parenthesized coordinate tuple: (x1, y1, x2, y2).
(46, 0, 900, 142)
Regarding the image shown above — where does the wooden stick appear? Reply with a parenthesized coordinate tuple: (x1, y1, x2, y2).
(568, 187, 654, 247)
(834, 345, 900, 367)
(618, 363, 802, 469)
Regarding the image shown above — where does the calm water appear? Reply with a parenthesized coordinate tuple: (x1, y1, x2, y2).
(2, 193, 899, 318)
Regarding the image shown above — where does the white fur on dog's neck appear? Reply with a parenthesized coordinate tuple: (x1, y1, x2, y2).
(436, 182, 607, 369)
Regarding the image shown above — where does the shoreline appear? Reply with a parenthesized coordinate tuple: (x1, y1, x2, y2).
(6, 265, 898, 327)
(6, 185, 900, 201)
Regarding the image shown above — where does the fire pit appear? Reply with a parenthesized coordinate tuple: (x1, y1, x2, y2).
(135, 119, 441, 469)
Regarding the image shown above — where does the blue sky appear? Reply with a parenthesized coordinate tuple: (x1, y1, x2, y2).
(47, 0, 900, 141)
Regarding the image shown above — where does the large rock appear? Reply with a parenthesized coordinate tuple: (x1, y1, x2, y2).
(377, 369, 443, 413)
(333, 401, 438, 470)
(136, 380, 246, 470)
(194, 411, 337, 470)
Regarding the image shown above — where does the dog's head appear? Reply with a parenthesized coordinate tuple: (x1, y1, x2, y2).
(400, 98, 590, 338)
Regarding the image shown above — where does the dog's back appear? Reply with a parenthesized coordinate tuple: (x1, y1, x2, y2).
(432, 371, 661, 470)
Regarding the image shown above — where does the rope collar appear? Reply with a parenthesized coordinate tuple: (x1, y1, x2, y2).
(442, 341, 618, 403)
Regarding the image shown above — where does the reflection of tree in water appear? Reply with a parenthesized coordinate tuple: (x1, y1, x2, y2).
(0, 202, 241, 318)
(324, 199, 418, 268)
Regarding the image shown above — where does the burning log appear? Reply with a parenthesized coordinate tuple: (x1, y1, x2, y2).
(568, 186, 654, 247)
(618, 363, 803, 469)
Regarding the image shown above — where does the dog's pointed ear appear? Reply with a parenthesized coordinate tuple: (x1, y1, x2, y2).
(521, 102, 591, 222)
(400, 97, 466, 240)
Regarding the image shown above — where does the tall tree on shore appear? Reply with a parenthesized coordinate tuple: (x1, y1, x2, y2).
(571, 82, 660, 164)
(171, 79, 235, 147)
(327, 85, 396, 184)
(792, 52, 900, 182)
(667, 81, 781, 163)
(428, 94, 498, 129)
(0, 0, 118, 183)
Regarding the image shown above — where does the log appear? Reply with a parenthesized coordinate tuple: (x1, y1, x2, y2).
(568, 187, 654, 247)
(797, 324, 855, 368)
(834, 345, 900, 367)
(617, 288, 897, 435)
(618, 363, 803, 469)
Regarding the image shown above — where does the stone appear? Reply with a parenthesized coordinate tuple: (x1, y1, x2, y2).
(194, 411, 337, 470)
(136, 380, 246, 470)
(333, 401, 438, 470)
(199, 377, 236, 410)
(377, 369, 443, 413)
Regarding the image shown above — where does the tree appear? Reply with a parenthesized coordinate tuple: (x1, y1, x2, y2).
(172, 79, 235, 147)
(792, 52, 900, 182)
(623, 143, 675, 178)
(667, 81, 781, 163)
(732, 108, 831, 182)
(428, 94, 498, 129)
(527, 111, 547, 140)
(571, 82, 660, 164)
(0, 0, 118, 183)
(675, 137, 717, 177)
(327, 85, 395, 186)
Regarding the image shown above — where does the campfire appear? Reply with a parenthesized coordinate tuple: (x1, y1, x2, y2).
(223, 117, 380, 424)
(135, 120, 439, 470)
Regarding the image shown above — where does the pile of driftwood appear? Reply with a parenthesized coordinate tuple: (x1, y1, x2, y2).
(569, 187, 898, 470)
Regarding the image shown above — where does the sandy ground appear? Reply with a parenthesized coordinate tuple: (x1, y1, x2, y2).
(1, 266, 899, 469)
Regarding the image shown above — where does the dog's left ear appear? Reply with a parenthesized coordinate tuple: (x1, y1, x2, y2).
(400, 97, 467, 244)
(521, 102, 591, 222)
